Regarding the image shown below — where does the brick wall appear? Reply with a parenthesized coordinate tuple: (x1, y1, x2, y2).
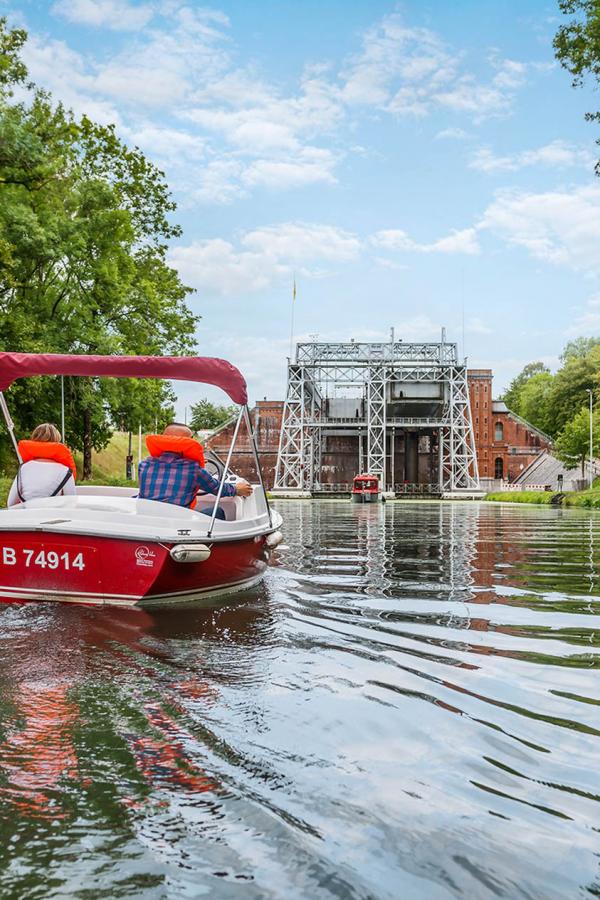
(205, 401, 283, 487)
(467, 369, 551, 482)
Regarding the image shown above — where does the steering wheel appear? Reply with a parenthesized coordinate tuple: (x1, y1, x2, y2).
(195, 454, 228, 497)
(204, 456, 224, 481)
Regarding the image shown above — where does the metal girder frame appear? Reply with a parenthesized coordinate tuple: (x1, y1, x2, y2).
(308, 378, 323, 489)
(274, 365, 309, 490)
(366, 365, 386, 487)
(296, 342, 457, 365)
(440, 365, 480, 491)
(274, 341, 480, 493)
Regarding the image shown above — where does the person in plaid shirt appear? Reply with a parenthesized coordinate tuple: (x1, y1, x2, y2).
(138, 424, 252, 517)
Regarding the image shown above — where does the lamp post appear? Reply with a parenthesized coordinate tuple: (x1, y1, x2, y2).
(587, 388, 594, 488)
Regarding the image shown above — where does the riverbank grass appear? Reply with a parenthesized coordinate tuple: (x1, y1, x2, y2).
(485, 487, 600, 509)
(485, 491, 555, 505)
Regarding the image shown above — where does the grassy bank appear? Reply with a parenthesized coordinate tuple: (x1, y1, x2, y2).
(485, 488, 600, 509)
(485, 491, 555, 505)
(0, 431, 140, 506)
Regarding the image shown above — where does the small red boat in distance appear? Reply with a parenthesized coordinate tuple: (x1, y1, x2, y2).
(351, 474, 380, 503)
(0, 352, 283, 607)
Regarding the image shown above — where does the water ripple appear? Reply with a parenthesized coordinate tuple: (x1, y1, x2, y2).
(0, 500, 599, 898)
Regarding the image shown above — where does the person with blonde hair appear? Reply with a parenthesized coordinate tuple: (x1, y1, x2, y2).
(7, 423, 77, 507)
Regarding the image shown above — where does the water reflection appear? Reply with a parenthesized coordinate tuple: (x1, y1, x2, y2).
(0, 501, 599, 898)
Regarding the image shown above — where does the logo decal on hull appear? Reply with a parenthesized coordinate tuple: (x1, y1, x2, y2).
(135, 546, 156, 568)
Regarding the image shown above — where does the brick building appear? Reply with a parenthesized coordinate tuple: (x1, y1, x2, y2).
(206, 400, 283, 489)
(467, 369, 551, 483)
(205, 371, 552, 490)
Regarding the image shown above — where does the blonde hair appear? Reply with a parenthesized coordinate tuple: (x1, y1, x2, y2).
(30, 423, 61, 443)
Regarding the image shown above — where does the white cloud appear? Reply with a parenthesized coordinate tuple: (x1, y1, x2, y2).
(434, 79, 505, 116)
(242, 222, 360, 262)
(340, 14, 459, 109)
(170, 237, 283, 296)
(123, 124, 207, 164)
(190, 159, 246, 205)
(21, 5, 540, 211)
(373, 184, 600, 275)
(465, 317, 492, 335)
(20, 35, 123, 126)
(242, 154, 337, 189)
(479, 184, 600, 272)
(52, 0, 154, 30)
(340, 14, 529, 120)
(373, 257, 409, 270)
(169, 222, 361, 295)
(372, 226, 480, 255)
(567, 293, 600, 335)
(490, 57, 527, 90)
(470, 140, 594, 173)
(435, 127, 470, 140)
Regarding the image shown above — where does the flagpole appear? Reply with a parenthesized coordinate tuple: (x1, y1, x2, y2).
(289, 275, 296, 360)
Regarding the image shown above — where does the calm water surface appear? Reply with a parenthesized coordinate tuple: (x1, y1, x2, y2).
(0, 500, 599, 899)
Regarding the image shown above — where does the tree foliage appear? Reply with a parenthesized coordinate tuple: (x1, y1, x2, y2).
(516, 372, 555, 436)
(504, 334, 600, 471)
(554, 0, 600, 170)
(0, 18, 198, 477)
(554, 404, 600, 473)
(503, 362, 550, 417)
(189, 399, 237, 432)
(561, 336, 600, 361)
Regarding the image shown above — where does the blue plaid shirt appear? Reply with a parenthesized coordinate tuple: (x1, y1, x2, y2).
(138, 452, 236, 507)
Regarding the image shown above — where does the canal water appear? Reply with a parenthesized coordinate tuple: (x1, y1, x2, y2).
(0, 500, 599, 899)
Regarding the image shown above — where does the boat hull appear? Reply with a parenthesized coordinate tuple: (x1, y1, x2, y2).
(0, 532, 269, 607)
(351, 492, 379, 503)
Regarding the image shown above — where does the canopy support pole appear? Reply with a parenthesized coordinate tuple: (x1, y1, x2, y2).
(243, 405, 272, 529)
(207, 407, 243, 538)
(61, 376, 65, 441)
(0, 392, 22, 463)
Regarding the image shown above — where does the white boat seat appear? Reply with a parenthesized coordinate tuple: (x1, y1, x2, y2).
(76, 485, 239, 521)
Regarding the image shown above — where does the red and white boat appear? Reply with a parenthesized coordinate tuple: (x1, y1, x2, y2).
(0, 352, 283, 607)
(351, 474, 380, 503)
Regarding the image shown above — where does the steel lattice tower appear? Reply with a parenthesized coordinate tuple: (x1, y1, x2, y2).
(273, 338, 480, 495)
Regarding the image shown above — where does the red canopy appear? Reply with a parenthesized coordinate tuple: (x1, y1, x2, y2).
(0, 352, 248, 405)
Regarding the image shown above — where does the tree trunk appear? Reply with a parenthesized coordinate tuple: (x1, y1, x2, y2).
(83, 406, 92, 480)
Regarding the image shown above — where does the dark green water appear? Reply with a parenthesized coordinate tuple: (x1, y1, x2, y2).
(0, 500, 599, 899)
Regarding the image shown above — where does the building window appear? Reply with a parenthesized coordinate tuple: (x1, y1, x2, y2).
(494, 421, 504, 442)
(495, 457, 504, 479)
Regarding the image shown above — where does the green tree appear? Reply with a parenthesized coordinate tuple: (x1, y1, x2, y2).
(0, 19, 198, 477)
(517, 371, 555, 435)
(561, 336, 600, 361)
(189, 399, 236, 432)
(503, 362, 551, 416)
(545, 345, 600, 435)
(555, 405, 600, 474)
(0, 17, 27, 91)
(554, 0, 600, 171)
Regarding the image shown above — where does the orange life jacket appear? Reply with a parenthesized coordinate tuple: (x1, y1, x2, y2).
(18, 440, 77, 478)
(145, 435, 206, 509)
(145, 435, 205, 468)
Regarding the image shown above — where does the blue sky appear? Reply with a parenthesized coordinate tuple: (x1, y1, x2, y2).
(7, 0, 600, 412)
